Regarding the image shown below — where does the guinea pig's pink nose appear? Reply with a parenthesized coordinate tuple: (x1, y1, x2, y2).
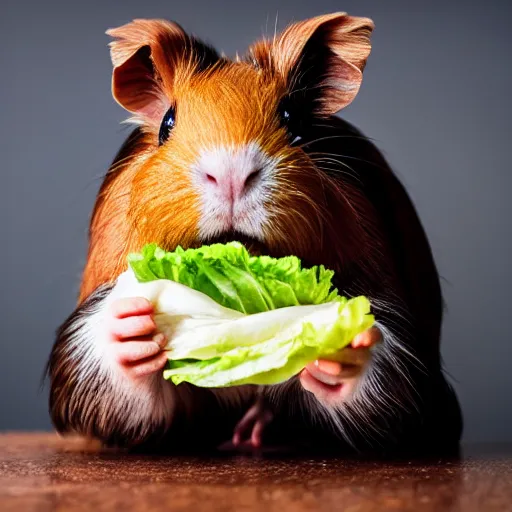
(204, 166, 262, 202)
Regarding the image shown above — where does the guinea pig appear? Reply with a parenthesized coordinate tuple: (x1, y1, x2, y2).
(46, 13, 463, 456)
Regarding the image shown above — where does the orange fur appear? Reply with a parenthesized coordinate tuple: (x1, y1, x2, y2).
(249, 13, 374, 113)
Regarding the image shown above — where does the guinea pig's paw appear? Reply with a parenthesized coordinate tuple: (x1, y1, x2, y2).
(299, 327, 382, 405)
(103, 297, 169, 383)
(232, 400, 273, 450)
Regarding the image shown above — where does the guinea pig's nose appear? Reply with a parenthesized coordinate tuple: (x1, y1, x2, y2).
(204, 167, 262, 202)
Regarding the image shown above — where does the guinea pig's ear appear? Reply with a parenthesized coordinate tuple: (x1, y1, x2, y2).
(106, 19, 219, 127)
(249, 13, 374, 115)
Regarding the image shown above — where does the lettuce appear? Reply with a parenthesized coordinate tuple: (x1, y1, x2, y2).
(117, 242, 374, 387)
(127, 242, 340, 313)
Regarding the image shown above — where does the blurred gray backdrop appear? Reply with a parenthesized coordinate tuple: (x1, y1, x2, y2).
(2, 0, 510, 442)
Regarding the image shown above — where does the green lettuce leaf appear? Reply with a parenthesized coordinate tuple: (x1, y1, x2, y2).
(128, 241, 340, 314)
(125, 242, 374, 387)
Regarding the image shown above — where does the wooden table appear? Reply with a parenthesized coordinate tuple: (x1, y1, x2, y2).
(0, 433, 511, 511)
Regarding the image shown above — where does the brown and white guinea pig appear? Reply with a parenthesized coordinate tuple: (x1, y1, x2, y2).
(46, 13, 462, 455)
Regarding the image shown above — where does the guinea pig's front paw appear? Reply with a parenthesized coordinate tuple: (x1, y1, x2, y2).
(299, 327, 381, 405)
(104, 297, 169, 383)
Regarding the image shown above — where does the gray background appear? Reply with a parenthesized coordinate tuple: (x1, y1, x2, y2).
(2, 0, 510, 442)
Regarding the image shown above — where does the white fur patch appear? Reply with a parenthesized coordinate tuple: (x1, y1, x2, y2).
(191, 142, 277, 240)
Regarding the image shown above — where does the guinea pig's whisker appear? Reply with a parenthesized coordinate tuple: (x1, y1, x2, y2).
(309, 124, 380, 142)
(313, 163, 362, 186)
(313, 163, 357, 180)
(300, 134, 383, 150)
(308, 150, 390, 173)
(308, 157, 347, 170)
(308, 154, 361, 178)
(310, 156, 358, 174)
(299, 135, 351, 147)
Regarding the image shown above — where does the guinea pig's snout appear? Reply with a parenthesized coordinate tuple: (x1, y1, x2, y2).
(202, 165, 263, 202)
(193, 143, 274, 240)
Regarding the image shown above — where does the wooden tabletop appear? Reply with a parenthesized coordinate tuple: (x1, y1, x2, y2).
(1, 433, 511, 511)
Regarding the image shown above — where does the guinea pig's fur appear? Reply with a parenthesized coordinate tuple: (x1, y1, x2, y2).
(46, 14, 462, 455)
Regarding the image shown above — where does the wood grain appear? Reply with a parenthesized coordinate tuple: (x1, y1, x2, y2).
(0, 433, 511, 511)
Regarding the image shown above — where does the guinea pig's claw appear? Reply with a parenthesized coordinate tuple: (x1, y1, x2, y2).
(232, 401, 273, 450)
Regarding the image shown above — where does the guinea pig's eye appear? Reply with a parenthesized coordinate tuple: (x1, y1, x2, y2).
(158, 105, 176, 146)
(277, 97, 303, 145)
